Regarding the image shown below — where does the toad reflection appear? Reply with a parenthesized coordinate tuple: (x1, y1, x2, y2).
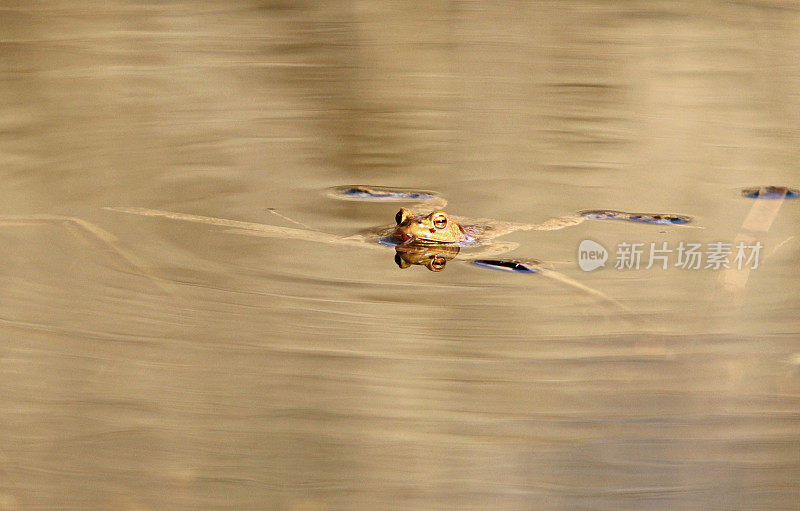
(393, 243, 460, 272)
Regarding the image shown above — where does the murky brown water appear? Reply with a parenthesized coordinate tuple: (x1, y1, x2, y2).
(1, 2, 799, 510)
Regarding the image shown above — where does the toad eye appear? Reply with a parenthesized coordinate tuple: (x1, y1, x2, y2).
(395, 209, 409, 225)
(430, 256, 447, 271)
(432, 214, 447, 230)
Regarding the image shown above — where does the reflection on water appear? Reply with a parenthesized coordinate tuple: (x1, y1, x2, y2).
(0, 1, 799, 510)
(579, 209, 693, 225)
(327, 185, 441, 202)
(740, 185, 800, 199)
(394, 243, 460, 272)
(472, 258, 540, 274)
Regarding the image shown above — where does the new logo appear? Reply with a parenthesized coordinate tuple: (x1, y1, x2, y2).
(578, 239, 608, 271)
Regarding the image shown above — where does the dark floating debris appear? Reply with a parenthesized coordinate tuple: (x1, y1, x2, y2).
(328, 185, 439, 201)
(472, 259, 538, 273)
(741, 186, 799, 199)
(580, 210, 691, 225)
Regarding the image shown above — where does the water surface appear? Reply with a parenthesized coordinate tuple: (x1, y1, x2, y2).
(0, 2, 798, 510)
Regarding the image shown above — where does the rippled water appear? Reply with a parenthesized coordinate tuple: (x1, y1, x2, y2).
(1, 2, 798, 510)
